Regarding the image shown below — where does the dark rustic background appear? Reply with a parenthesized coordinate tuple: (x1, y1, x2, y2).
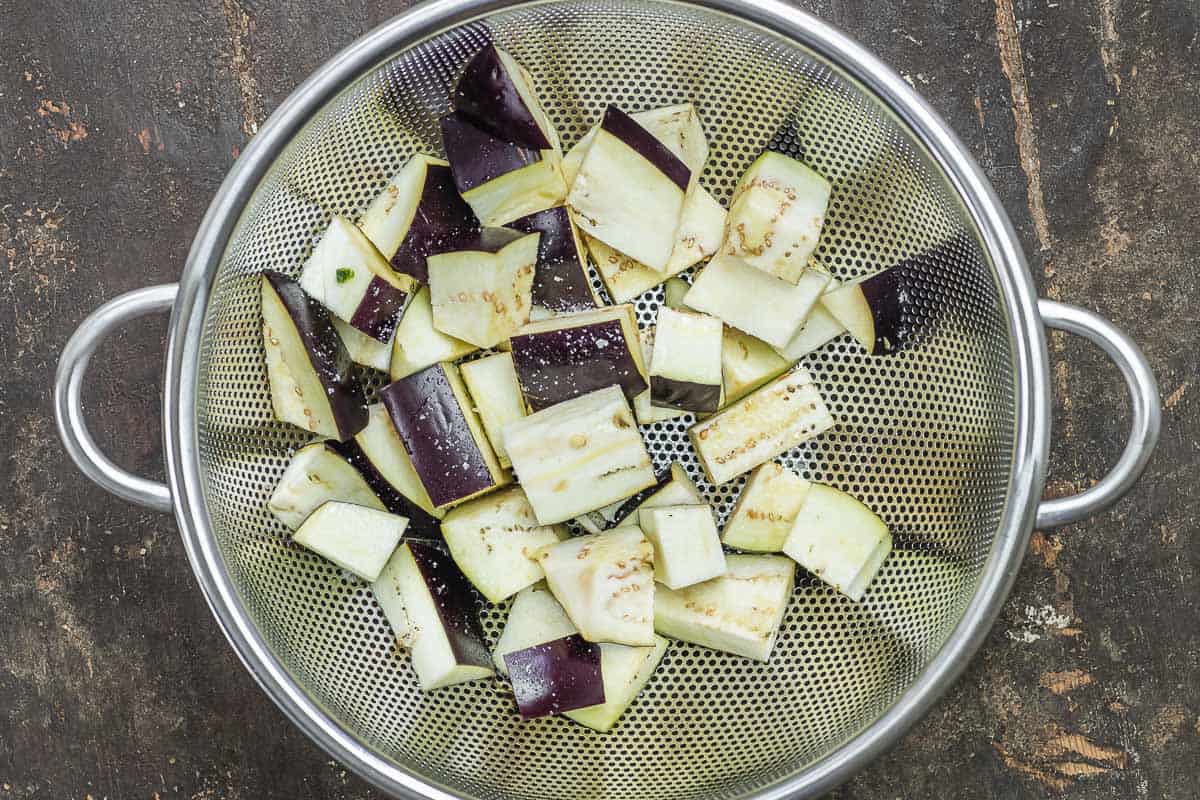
(1, 0, 1196, 797)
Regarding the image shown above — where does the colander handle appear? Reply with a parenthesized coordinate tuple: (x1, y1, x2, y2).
(54, 284, 178, 514)
(1036, 299, 1160, 528)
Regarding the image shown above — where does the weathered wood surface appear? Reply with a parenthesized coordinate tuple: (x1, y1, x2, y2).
(1, 1, 1195, 797)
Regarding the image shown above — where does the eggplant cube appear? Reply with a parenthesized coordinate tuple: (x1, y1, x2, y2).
(292, 502, 407, 582)
(722, 327, 792, 406)
(441, 111, 567, 227)
(690, 369, 835, 485)
(268, 441, 385, 530)
(684, 256, 830, 349)
(504, 635, 605, 719)
(723, 462, 811, 552)
(576, 461, 702, 534)
(723, 152, 831, 285)
(298, 216, 418, 342)
(331, 315, 393, 373)
(649, 307, 723, 414)
(459, 352, 528, 468)
(509, 206, 599, 316)
(782, 483, 892, 601)
(372, 547, 416, 649)
(534, 526, 656, 646)
(392, 541, 494, 690)
(585, 185, 726, 303)
(428, 228, 538, 348)
(380, 363, 509, 509)
(353, 403, 444, 530)
(509, 305, 647, 412)
(503, 385, 656, 525)
(493, 584, 580, 673)
(820, 267, 915, 355)
(453, 45, 561, 153)
(568, 106, 694, 272)
(777, 282, 847, 361)
(633, 327, 685, 425)
(639, 504, 727, 590)
(390, 285, 477, 380)
(261, 271, 367, 441)
(358, 154, 479, 283)
(441, 486, 567, 603)
(654, 554, 795, 662)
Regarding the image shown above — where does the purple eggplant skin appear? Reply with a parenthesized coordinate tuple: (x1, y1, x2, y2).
(510, 319, 648, 412)
(322, 438, 443, 540)
(509, 207, 598, 314)
(453, 45, 551, 151)
(600, 105, 691, 192)
(503, 634, 605, 719)
(650, 376, 721, 414)
(441, 112, 542, 194)
(450, 226, 528, 254)
(348, 276, 411, 342)
(262, 271, 367, 440)
(390, 164, 480, 283)
(379, 365, 495, 508)
(860, 234, 964, 354)
(408, 539, 493, 670)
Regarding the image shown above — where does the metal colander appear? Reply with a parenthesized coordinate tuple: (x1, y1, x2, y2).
(54, 1, 1160, 798)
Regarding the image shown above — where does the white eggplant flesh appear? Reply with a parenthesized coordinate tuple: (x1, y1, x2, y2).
(332, 315, 393, 372)
(268, 442, 385, 530)
(459, 352, 527, 468)
(654, 554, 795, 662)
(776, 282, 847, 360)
(534, 526, 656, 646)
(639, 504, 727, 590)
(723, 152, 831, 285)
(503, 385, 656, 525)
(722, 462, 811, 552)
(492, 584, 579, 673)
(633, 327, 686, 425)
(389, 286, 478, 380)
(372, 548, 416, 648)
(354, 404, 443, 520)
(427, 230, 539, 348)
(683, 256, 830, 349)
(292, 501, 407, 582)
(613, 462, 703, 528)
(649, 307, 724, 414)
(782, 483, 892, 601)
(722, 327, 792, 406)
(441, 486, 567, 603)
(562, 104, 708, 191)
(689, 368, 835, 485)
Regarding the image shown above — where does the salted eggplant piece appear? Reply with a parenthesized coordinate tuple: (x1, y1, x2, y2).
(504, 634, 605, 719)
(261, 271, 367, 441)
(442, 112, 543, 193)
(331, 431, 443, 539)
(292, 502, 407, 582)
(453, 45, 555, 151)
(509, 206, 598, 315)
(267, 441, 385, 530)
(649, 307, 723, 413)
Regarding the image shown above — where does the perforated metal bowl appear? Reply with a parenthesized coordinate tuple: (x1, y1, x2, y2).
(54, 1, 1161, 798)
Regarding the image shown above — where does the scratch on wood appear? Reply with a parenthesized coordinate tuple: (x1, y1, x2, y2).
(994, 742, 1071, 792)
(993, 0, 1053, 252)
(1039, 669, 1094, 695)
(1164, 380, 1189, 409)
(221, 0, 263, 137)
(1148, 704, 1188, 750)
(1040, 732, 1128, 767)
(1097, 0, 1123, 94)
(973, 93, 985, 128)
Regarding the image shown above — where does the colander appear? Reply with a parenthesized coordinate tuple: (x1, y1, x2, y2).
(53, 1, 1162, 797)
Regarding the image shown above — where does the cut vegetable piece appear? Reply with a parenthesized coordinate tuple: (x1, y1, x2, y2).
(684, 256, 830, 348)
(459, 352, 527, 468)
(723, 151, 831, 284)
(441, 112, 567, 227)
(633, 327, 686, 425)
(353, 404, 444, 533)
(380, 363, 508, 509)
(722, 327, 791, 406)
(493, 584, 579, 673)
(649, 307, 723, 413)
(567, 106, 691, 272)
(358, 154, 479, 283)
(261, 271, 367, 440)
(394, 540, 494, 690)
(504, 386, 655, 524)
(820, 266, 915, 355)
(782, 483, 892, 601)
(562, 104, 707, 193)
(654, 554, 795, 661)
(566, 635, 668, 733)
(331, 315, 392, 373)
(292, 502, 407, 582)
(586, 186, 726, 303)
(453, 45, 559, 152)
(690, 369, 835, 485)
(372, 547, 415, 648)
(663, 277, 690, 309)
(441, 486, 566, 602)
(777, 282, 847, 360)
(298, 216, 418, 341)
(427, 228, 538, 348)
(612, 462, 703, 528)
(639, 504, 726, 590)
(509, 206, 599, 315)
(535, 526, 655, 645)
(390, 286, 477, 380)
(268, 441, 385, 530)
(509, 305, 647, 412)
(723, 462, 811, 552)
(505, 634, 605, 719)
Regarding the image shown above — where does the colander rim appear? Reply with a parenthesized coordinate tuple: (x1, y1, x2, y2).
(163, 1, 1050, 797)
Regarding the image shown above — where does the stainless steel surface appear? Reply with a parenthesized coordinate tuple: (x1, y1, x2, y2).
(51, 0, 1159, 798)
(54, 283, 178, 514)
(1034, 300, 1160, 528)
